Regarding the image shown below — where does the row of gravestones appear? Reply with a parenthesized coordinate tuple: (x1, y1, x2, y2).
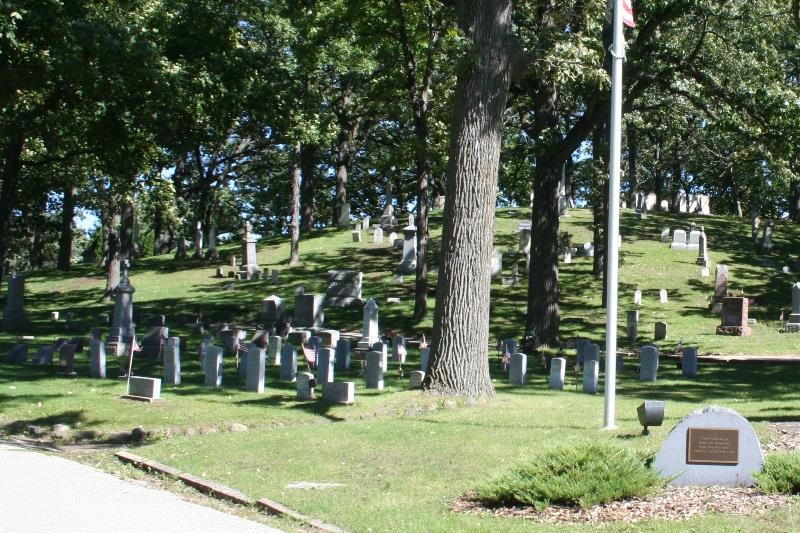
(506, 342, 699, 393)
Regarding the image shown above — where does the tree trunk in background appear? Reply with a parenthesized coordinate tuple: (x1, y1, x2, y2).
(670, 148, 682, 211)
(333, 82, 355, 228)
(104, 209, 121, 301)
(30, 191, 48, 270)
(289, 142, 302, 266)
(789, 178, 800, 222)
(173, 155, 188, 260)
(626, 122, 638, 206)
(592, 122, 608, 280)
(300, 143, 316, 233)
(119, 200, 134, 264)
(58, 185, 76, 270)
(0, 133, 25, 293)
(425, 0, 518, 397)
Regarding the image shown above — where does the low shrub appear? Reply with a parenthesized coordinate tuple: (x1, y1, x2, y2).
(476, 440, 663, 510)
(756, 451, 800, 494)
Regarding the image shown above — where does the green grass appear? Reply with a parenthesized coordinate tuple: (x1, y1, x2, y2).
(3, 208, 800, 531)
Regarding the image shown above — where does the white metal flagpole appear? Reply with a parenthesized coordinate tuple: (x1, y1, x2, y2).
(603, 0, 626, 430)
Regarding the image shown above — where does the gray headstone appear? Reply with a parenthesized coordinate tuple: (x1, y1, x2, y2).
(639, 346, 659, 382)
(682, 346, 698, 378)
(509, 353, 527, 386)
(203, 346, 223, 387)
(548, 357, 566, 390)
(89, 340, 106, 378)
(519, 229, 531, 254)
(712, 265, 729, 314)
(358, 299, 379, 349)
(163, 337, 180, 385)
(660, 227, 670, 243)
(6, 343, 28, 363)
(653, 406, 764, 487)
(501, 338, 517, 355)
(409, 370, 425, 389)
(334, 338, 351, 370)
(296, 372, 315, 400)
(293, 294, 325, 328)
(670, 229, 687, 249)
(419, 346, 430, 372)
(2, 274, 28, 331)
(352, 230, 362, 243)
(271, 269, 280, 285)
(583, 359, 599, 394)
(260, 295, 285, 324)
(398, 226, 417, 274)
(365, 351, 384, 389)
(246, 345, 265, 393)
(316, 347, 335, 384)
(583, 343, 600, 365)
(654, 322, 668, 340)
(58, 343, 77, 374)
(280, 345, 297, 381)
(372, 341, 389, 371)
(319, 329, 340, 348)
(687, 230, 701, 250)
(127, 377, 161, 400)
(322, 381, 355, 404)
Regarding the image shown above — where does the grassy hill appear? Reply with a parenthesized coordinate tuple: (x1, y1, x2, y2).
(4, 207, 800, 355)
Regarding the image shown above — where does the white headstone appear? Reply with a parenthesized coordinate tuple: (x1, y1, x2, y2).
(245, 345, 265, 393)
(358, 299, 379, 349)
(670, 229, 688, 249)
(659, 289, 668, 303)
(548, 357, 566, 390)
(583, 360, 599, 394)
(509, 353, 527, 386)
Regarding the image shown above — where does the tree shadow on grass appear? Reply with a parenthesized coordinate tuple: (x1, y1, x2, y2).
(1, 409, 101, 435)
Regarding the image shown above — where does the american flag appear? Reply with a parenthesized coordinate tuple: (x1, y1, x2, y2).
(501, 350, 511, 371)
(302, 343, 317, 367)
(622, 0, 635, 28)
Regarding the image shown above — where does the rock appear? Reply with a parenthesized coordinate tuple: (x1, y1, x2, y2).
(26, 425, 46, 438)
(130, 426, 148, 442)
(51, 424, 71, 439)
(76, 429, 103, 441)
(443, 399, 457, 410)
(229, 423, 248, 432)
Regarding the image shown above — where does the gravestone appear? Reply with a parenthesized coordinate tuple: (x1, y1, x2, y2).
(696, 228, 710, 264)
(271, 269, 280, 285)
(660, 227, 670, 243)
(163, 337, 181, 385)
(203, 346, 223, 387)
(141, 326, 168, 359)
(2, 274, 29, 331)
(687, 230, 701, 250)
(296, 372, 315, 400)
(325, 271, 363, 307)
(409, 371, 425, 389)
(548, 357, 566, 390)
(365, 351, 384, 389)
(107, 273, 136, 345)
(5, 343, 27, 363)
(89, 340, 106, 378)
(501, 338, 517, 356)
(761, 221, 774, 252)
(490, 248, 503, 277)
(363, 216, 370, 229)
(220, 327, 245, 357)
(563, 251, 572, 264)
(358, 299, 380, 349)
(245, 345, 265, 393)
(653, 406, 764, 487)
(287, 330, 311, 347)
(239, 222, 261, 280)
(338, 203, 351, 228)
(582, 343, 600, 366)
(682, 346, 698, 378)
(752, 215, 761, 243)
(215, 267, 225, 278)
(373, 227, 384, 244)
(509, 353, 527, 385)
(627, 310, 639, 341)
(293, 294, 325, 328)
(392, 335, 406, 363)
(352, 230, 362, 243)
(786, 282, 800, 331)
(670, 229, 688, 249)
(583, 359, 599, 394)
(659, 289, 668, 303)
(316, 347, 335, 384)
(519, 229, 531, 254)
(654, 322, 668, 340)
(124, 377, 162, 402)
(260, 295, 285, 326)
(59, 343, 77, 375)
(639, 346, 659, 382)
(398, 225, 417, 274)
(322, 381, 355, 404)
(268, 335, 282, 365)
(280, 345, 297, 381)
(716, 297, 752, 336)
(711, 265, 729, 314)
(319, 329, 340, 348)
(387, 231, 398, 245)
(355, 221, 362, 232)
(335, 338, 351, 370)
(634, 289, 642, 305)
(34, 345, 55, 365)
(420, 346, 430, 372)
(583, 242, 594, 258)
(372, 341, 389, 370)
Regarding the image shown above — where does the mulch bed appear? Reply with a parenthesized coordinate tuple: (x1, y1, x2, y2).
(452, 422, 799, 524)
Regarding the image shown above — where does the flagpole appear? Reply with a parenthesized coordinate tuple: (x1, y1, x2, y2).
(603, 0, 625, 430)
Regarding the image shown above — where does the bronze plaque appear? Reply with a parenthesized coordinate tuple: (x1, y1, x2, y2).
(686, 428, 739, 465)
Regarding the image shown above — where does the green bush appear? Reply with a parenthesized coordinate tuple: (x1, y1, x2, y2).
(476, 440, 663, 510)
(756, 451, 800, 493)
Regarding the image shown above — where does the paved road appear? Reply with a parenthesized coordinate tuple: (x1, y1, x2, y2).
(0, 442, 283, 533)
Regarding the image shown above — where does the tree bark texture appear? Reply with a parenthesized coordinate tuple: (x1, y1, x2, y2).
(300, 143, 316, 233)
(626, 122, 638, 205)
(120, 200, 135, 263)
(424, 0, 518, 397)
(58, 185, 76, 270)
(289, 142, 302, 266)
(31, 191, 48, 270)
(0, 133, 25, 292)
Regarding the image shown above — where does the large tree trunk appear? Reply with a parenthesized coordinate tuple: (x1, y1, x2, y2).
(789, 178, 800, 222)
(300, 143, 316, 233)
(289, 142, 302, 266)
(119, 199, 135, 264)
(0, 133, 25, 292)
(104, 209, 121, 301)
(626, 122, 638, 206)
(425, 0, 517, 397)
(58, 185, 76, 270)
(334, 83, 354, 228)
(31, 191, 48, 270)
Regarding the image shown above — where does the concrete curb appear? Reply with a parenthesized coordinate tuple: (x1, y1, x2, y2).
(115, 450, 346, 532)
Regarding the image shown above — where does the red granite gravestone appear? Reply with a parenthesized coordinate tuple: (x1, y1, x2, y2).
(716, 297, 752, 336)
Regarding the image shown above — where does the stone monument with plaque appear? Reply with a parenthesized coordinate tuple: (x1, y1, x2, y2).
(653, 405, 764, 487)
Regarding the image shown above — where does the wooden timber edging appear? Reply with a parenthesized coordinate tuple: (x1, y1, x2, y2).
(115, 450, 346, 532)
